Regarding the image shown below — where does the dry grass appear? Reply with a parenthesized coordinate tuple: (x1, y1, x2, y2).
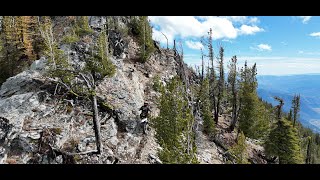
(22, 116, 33, 131)
(63, 137, 80, 152)
(6, 158, 17, 164)
(82, 36, 92, 44)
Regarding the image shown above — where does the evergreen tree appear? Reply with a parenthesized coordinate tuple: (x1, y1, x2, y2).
(0, 16, 25, 84)
(292, 94, 301, 127)
(288, 109, 293, 121)
(306, 136, 312, 164)
(228, 56, 239, 131)
(229, 131, 249, 164)
(214, 46, 225, 123)
(16, 16, 38, 61)
(40, 18, 115, 154)
(264, 97, 303, 164)
(198, 77, 215, 134)
(131, 16, 155, 63)
(153, 77, 198, 164)
(201, 28, 218, 124)
(238, 61, 269, 139)
(74, 16, 94, 36)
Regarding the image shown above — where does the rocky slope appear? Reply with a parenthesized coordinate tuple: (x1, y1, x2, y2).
(0, 16, 266, 164)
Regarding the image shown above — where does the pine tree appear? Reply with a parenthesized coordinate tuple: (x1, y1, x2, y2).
(306, 136, 312, 164)
(264, 97, 303, 164)
(153, 77, 198, 164)
(292, 94, 301, 127)
(135, 16, 155, 63)
(228, 56, 239, 131)
(199, 77, 215, 134)
(203, 28, 218, 124)
(40, 18, 115, 154)
(238, 61, 269, 139)
(38, 16, 59, 70)
(74, 16, 94, 36)
(16, 16, 38, 61)
(0, 16, 25, 84)
(229, 131, 249, 164)
(288, 109, 293, 121)
(214, 46, 225, 124)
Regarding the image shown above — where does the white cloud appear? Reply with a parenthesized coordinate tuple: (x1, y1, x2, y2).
(251, 44, 272, 51)
(235, 56, 320, 75)
(237, 25, 264, 35)
(310, 32, 320, 37)
(297, 50, 320, 55)
(281, 41, 288, 46)
(258, 44, 272, 51)
(222, 39, 233, 43)
(249, 17, 259, 24)
(183, 54, 320, 75)
(149, 16, 264, 46)
(185, 41, 204, 50)
(225, 16, 260, 24)
(152, 29, 175, 45)
(298, 16, 312, 24)
(226, 16, 247, 23)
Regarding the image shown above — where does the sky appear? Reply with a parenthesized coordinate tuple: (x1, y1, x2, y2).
(148, 16, 320, 76)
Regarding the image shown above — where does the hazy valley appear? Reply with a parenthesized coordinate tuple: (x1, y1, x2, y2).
(258, 74, 320, 132)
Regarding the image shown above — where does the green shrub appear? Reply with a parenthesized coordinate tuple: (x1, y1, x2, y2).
(130, 16, 155, 63)
(62, 34, 80, 44)
(152, 75, 161, 92)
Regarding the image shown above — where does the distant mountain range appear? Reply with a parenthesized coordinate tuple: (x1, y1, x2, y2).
(257, 74, 320, 133)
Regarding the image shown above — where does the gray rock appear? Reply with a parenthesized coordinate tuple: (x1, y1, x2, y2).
(77, 143, 86, 152)
(30, 57, 48, 72)
(0, 117, 13, 144)
(28, 132, 41, 140)
(108, 136, 119, 147)
(83, 136, 96, 145)
(0, 147, 7, 164)
(102, 120, 117, 139)
(148, 154, 162, 164)
(9, 137, 33, 156)
(55, 155, 63, 164)
(0, 71, 43, 98)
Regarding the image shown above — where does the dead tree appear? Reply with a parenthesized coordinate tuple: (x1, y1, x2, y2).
(160, 31, 169, 49)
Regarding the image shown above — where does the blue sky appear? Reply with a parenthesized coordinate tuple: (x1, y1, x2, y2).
(149, 16, 320, 75)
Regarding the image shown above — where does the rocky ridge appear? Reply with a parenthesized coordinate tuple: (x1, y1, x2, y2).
(0, 16, 266, 164)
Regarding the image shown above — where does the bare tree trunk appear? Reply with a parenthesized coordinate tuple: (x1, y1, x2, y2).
(91, 94, 102, 154)
(80, 72, 103, 154)
(215, 96, 220, 124)
(230, 101, 237, 131)
(306, 137, 312, 164)
(201, 50, 204, 81)
(160, 31, 168, 49)
(143, 20, 146, 58)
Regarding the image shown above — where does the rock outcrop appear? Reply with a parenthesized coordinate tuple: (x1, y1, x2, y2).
(0, 16, 266, 164)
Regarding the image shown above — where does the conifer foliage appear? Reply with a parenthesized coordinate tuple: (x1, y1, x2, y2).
(229, 131, 249, 164)
(198, 77, 215, 134)
(131, 16, 155, 63)
(238, 62, 269, 139)
(0, 16, 39, 85)
(39, 16, 116, 154)
(153, 77, 198, 164)
(264, 97, 303, 164)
